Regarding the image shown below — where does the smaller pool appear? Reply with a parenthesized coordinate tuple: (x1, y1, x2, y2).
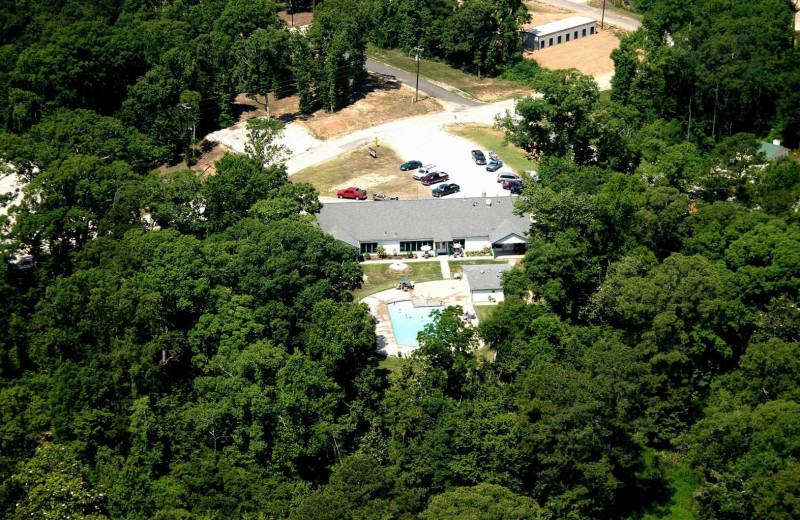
(387, 300, 443, 347)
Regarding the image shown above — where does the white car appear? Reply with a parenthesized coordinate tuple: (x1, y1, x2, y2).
(414, 164, 436, 180)
(497, 172, 521, 183)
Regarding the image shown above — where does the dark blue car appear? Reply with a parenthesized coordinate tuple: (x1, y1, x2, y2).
(432, 183, 460, 197)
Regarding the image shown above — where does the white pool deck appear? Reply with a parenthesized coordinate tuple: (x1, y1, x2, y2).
(362, 279, 478, 357)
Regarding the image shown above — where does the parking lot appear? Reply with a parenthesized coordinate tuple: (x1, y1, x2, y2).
(386, 124, 520, 200)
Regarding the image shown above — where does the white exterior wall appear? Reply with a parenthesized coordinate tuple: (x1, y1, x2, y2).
(464, 237, 492, 252)
(471, 289, 505, 303)
(539, 23, 595, 49)
(376, 240, 402, 255)
(524, 21, 596, 50)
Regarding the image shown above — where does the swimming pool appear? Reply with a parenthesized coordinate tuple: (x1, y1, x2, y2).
(387, 300, 443, 347)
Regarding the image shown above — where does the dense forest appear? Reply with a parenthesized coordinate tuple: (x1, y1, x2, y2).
(1, 0, 800, 519)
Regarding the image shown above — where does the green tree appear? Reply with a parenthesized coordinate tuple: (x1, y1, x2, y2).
(421, 483, 544, 520)
(201, 153, 287, 232)
(243, 117, 290, 166)
(414, 306, 477, 397)
(496, 69, 599, 164)
(232, 27, 290, 119)
(9, 443, 107, 520)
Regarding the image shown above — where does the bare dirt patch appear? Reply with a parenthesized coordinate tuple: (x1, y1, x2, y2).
(236, 76, 443, 141)
(523, 30, 620, 88)
(296, 79, 444, 141)
(292, 144, 428, 200)
(278, 10, 314, 27)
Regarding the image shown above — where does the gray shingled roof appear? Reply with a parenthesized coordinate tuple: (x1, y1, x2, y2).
(316, 197, 529, 245)
(462, 264, 512, 291)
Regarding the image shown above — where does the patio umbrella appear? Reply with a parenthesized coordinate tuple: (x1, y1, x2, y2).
(420, 245, 432, 252)
(401, 277, 410, 282)
(452, 243, 463, 249)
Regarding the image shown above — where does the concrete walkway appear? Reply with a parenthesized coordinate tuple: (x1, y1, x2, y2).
(440, 258, 452, 279)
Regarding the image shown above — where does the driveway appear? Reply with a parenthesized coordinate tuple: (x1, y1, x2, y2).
(366, 59, 482, 107)
(535, 0, 642, 32)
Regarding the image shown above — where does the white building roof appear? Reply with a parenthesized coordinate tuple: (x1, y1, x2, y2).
(524, 16, 596, 38)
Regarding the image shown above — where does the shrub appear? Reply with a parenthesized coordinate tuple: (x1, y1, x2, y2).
(377, 246, 387, 258)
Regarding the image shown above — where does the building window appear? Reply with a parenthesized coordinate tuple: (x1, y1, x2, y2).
(540, 40, 545, 49)
(360, 242, 377, 254)
(400, 240, 433, 252)
(582, 28, 586, 36)
(566, 33, 570, 42)
(590, 27, 595, 34)
(549, 37, 553, 46)
(574, 31, 578, 39)
(558, 35, 561, 44)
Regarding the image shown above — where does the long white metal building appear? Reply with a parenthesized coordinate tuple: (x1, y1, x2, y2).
(521, 16, 597, 50)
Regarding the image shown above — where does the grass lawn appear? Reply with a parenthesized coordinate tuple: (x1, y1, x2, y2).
(357, 261, 444, 299)
(368, 45, 533, 102)
(292, 144, 427, 200)
(621, 452, 699, 520)
(445, 123, 538, 175)
(475, 304, 499, 323)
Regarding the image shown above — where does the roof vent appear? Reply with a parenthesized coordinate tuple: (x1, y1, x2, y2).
(773, 139, 782, 146)
(486, 198, 492, 207)
(480, 270, 485, 274)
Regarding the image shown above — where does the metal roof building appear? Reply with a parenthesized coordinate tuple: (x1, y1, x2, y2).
(521, 16, 597, 50)
(316, 197, 530, 257)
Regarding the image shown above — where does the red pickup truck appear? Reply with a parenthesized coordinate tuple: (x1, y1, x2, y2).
(337, 187, 367, 200)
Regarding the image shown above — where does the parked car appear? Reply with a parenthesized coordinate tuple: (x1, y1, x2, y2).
(497, 172, 521, 183)
(421, 171, 449, 186)
(413, 164, 436, 180)
(503, 180, 524, 191)
(432, 183, 460, 197)
(400, 160, 422, 171)
(337, 187, 367, 200)
(471, 150, 486, 165)
(486, 160, 503, 172)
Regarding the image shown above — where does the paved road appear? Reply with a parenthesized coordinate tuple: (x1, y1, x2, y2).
(535, 0, 642, 32)
(366, 59, 482, 107)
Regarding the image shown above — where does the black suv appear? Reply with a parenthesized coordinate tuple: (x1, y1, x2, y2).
(471, 150, 486, 165)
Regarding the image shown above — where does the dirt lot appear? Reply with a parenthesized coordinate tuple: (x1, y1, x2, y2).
(523, 31, 620, 89)
(177, 75, 444, 177)
(522, 1, 622, 89)
(278, 10, 313, 27)
(240, 76, 443, 141)
(523, 0, 573, 27)
(291, 145, 427, 201)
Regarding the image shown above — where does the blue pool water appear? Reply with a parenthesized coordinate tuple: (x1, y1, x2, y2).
(387, 301, 443, 346)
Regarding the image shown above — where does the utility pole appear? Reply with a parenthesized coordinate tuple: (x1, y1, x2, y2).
(181, 103, 193, 163)
(601, 0, 606, 30)
(413, 46, 424, 103)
